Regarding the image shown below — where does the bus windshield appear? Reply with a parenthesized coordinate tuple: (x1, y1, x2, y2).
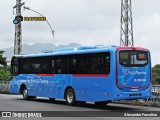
(119, 50, 148, 67)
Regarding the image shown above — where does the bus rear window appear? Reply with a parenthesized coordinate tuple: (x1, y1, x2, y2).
(119, 51, 148, 67)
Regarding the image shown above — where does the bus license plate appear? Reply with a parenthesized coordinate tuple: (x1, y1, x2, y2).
(131, 89, 138, 92)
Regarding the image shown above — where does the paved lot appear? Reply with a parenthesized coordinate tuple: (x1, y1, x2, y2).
(0, 94, 159, 120)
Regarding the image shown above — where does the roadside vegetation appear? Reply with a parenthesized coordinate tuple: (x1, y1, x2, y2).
(152, 64, 160, 85)
(0, 50, 10, 81)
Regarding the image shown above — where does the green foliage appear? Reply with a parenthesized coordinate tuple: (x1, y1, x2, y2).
(0, 67, 10, 81)
(0, 51, 10, 81)
(0, 50, 7, 68)
(152, 64, 160, 85)
(152, 77, 160, 85)
(152, 64, 160, 76)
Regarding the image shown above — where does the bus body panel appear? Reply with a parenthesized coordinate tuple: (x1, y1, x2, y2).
(10, 46, 152, 103)
(72, 75, 113, 102)
(10, 78, 19, 94)
(112, 85, 152, 100)
(113, 48, 152, 100)
(117, 65, 150, 92)
(10, 75, 113, 102)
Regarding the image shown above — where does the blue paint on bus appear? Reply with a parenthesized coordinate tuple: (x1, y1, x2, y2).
(10, 46, 152, 102)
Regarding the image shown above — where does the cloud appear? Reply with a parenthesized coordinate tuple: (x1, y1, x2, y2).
(134, 14, 160, 66)
(0, 0, 160, 65)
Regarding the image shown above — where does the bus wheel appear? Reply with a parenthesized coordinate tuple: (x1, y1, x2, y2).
(95, 101, 108, 107)
(49, 98, 55, 102)
(22, 87, 30, 100)
(65, 88, 76, 106)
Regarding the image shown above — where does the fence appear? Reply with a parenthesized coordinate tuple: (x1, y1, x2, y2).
(0, 81, 10, 93)
(113, 96, 160, 107)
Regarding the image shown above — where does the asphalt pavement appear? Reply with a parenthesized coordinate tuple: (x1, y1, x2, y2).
(0, 94, 159, 120)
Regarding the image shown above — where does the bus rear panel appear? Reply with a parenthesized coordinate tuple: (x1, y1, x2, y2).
(114, 47, 152, 100)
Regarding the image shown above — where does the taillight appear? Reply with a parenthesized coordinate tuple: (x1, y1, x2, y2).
(146, 83, 151, 89)
(150, 53, 152, 83)
(116, 50, 122, 90)
(116, 84, 122, 90)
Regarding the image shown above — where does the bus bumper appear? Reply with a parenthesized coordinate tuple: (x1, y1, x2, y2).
(113, 86, 152, 100)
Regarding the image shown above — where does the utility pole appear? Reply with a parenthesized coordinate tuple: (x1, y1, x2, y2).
(120, 0, 134, 46)
(13, 0, 25, 55)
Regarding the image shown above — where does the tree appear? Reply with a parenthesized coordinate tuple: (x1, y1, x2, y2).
(0, 51, 10, 81)
(0, 51, 7, 68)
(0, 67, 10, 81)
(152, 64, 160, 85)
(152, 64, 160, 76)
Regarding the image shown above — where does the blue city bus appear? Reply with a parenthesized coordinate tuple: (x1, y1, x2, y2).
(10, 46, 152, 106)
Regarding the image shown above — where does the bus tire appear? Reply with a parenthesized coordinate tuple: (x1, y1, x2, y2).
(22, 87, 30, 100)
(65, 88, 76, 106)
(95, 101, 108, 107)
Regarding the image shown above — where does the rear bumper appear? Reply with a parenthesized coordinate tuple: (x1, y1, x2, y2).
(113, 86, 152, 100)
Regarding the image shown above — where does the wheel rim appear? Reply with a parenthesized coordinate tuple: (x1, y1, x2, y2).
(67, 91, 73, 103)
(23, 89, 27, 99)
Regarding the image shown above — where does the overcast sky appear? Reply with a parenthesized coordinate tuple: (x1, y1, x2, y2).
(0, 0, 160, 66)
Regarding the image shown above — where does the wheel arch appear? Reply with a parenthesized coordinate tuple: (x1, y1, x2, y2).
(64, 86, 75, 99)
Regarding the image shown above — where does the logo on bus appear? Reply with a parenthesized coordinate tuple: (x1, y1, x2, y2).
(27, 76, 48, 86)
(122, 68, 146, 77)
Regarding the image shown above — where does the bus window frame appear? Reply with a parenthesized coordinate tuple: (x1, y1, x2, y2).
(119, 50, 149, 67)
(11, 57, 19, 76)
(15, 52, 111, 75)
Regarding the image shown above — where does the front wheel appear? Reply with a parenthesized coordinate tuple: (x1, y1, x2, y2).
(22, 87, 30, 100)
(65, 88, 76, 106)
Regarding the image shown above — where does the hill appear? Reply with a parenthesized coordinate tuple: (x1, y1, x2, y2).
(1, 43, 81, 61)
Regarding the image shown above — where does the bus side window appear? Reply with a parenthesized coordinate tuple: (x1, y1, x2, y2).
(30, 58, 42, 74)
(56, 58, 66, 74)
(51, 59, 55, 73)
(42, 58, 51, 74)
(21, 61, 30, 73)
(70, 58, 77, 73)
(88, 54, 103, 74)
(77, 55, 87, 73)
(32, 63, 41, 73)
(66, 58, 70, 73)
(12, 64, 19, 75)
(104, 54, 110, 74)
(11, 58, 19, 76)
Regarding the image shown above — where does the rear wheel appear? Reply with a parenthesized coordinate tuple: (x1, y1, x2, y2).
(22, 87, 30, 100)
(65, 88, 76, 106)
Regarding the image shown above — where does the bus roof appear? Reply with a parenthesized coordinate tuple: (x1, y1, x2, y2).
(14, 45, 148, 58)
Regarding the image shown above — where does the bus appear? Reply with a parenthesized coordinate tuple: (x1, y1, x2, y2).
(10, 45, 152, 106)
